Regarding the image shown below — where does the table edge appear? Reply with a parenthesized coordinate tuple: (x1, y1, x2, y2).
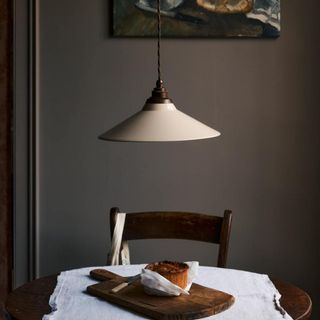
(6, 274, 312, 320)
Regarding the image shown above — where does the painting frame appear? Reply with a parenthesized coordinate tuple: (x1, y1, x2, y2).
(113, 0, 280, 38)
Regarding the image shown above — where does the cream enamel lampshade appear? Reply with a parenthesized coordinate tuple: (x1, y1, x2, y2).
(99, 101, 220, 142)
(99, 79, 220, 142)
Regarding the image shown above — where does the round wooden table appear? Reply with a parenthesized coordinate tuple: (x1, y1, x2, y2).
(5, 275, 312, 320)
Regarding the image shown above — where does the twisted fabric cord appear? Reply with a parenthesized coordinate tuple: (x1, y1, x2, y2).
(157, 0, 162, 82)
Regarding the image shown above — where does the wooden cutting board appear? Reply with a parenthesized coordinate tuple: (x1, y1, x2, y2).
(87, 269, 235, 320)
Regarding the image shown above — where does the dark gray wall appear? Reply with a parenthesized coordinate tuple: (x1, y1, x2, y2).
(16, 0, 320, 317)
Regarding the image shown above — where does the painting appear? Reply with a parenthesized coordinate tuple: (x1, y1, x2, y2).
(113, 0, 280, 38)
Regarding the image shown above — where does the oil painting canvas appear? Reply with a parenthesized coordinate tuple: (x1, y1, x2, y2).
(113, 0, 280, 38)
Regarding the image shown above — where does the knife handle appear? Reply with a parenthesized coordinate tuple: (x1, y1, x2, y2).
(90, 269, 126, 282)
(111, 282, 129, 293)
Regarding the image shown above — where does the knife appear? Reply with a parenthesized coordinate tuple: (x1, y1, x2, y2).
(111, 274, 141, 293)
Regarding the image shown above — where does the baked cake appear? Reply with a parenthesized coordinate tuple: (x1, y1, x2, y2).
(145, 261, 189, 289)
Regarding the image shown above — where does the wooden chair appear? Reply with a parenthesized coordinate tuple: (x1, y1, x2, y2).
(110, 207, 233, 267)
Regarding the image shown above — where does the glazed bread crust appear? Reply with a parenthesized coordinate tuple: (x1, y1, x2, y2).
(145, 261, 189, 289)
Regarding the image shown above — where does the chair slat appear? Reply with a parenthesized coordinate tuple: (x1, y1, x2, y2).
(110, 207, 233, 267)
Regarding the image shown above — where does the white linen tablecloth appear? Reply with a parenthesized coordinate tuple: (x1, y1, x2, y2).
(43, 264, 293, 320)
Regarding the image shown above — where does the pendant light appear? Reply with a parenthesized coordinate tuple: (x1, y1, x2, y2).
(99, 0, 220, 142)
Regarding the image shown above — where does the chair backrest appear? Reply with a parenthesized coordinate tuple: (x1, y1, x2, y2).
(110, 207, 233, 268)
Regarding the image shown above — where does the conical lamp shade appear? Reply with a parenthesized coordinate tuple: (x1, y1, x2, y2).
(99, 102, 220, 142)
